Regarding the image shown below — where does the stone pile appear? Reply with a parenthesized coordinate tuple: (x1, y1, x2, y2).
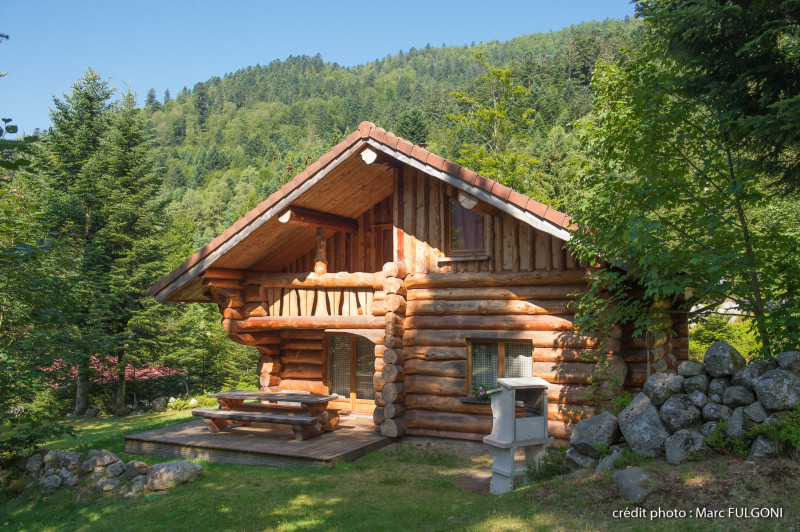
(566, 342, 800, 472)
(7, 448, 202, 498)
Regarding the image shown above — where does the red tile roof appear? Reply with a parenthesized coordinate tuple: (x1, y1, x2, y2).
(151, 121, 573, 299)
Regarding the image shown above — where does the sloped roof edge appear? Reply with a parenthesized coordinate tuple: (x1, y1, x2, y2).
(151, 121, 573, 302)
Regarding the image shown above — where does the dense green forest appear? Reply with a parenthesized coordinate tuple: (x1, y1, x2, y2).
(2, 4, 798, 457)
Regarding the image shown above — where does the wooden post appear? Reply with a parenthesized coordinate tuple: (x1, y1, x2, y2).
(314, 227, 328, 275)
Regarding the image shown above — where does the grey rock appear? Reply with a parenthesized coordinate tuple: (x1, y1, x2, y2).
(704, 341, 746, 378)
(125, 460, 148, 479)
(43, 450, 63, 466)
(660, 394, 702, 432)
(665, 429, 706, 465)
(744, 402, 768, 424)
(700, 421, 719, 437)
(751, 369, 800, 411)
(678, 361, 705, 378)
(703, 402, 732, 422)
(62, 474, 80, 487)
(732, 359, 778, 387)
(88, 449, 119, 467)
(644, 373, 684, 408)
(25, 454, 43, 472)
(564, 448, 598, 471)
(689, 391, 709, 409)
(106, 460, 126, 478)
(61, 451, 84, 471)
(569, 412, 620, 458)
(146, 461, 202, 491)
(747, 435, 779, 461)
(618, 393, 671, 457)
(41, 475, 61, 496)
(130, 475, 147, 493)
(84, 408, 98, 417)
(594, 445, 627, 475)
(151, 397, 168, 412)
(777, 351, 800, 377)
(188, 398, 198, 407)
(683, 374, 709, 395)
(726, 407, 755, 439)
(99, 478, 121, 492)
(82, 458, 97, 473)
(723, 386, 756, 408)
(643, 373, 674, 397)
(709, 394, 722, 404)
(58, 467, 70, 479)
(612, 467, 651, 503)
(708, 377, 730, 398)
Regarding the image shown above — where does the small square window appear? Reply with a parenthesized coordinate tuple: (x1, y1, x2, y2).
(469, 341, 532, 391)
(448, 199, 484, 255)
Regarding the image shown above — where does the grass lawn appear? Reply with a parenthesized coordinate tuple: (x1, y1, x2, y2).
(1, 412, 798, 531)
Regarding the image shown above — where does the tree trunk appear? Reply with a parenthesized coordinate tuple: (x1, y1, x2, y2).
(115, 365, 127, 416)
(73, 362, 90, 416)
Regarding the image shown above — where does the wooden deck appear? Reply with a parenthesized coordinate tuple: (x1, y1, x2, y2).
(124, 415, 392, 467)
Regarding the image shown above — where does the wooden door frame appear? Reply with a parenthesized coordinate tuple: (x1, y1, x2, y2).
(323, 332, 376, 414)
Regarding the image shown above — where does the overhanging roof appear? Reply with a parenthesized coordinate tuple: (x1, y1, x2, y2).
(151, 122, 574, 303)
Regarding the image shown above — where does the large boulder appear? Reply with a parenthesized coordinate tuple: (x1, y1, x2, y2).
(665, 429, 706, 465)
(564, 448, 598, 471)
(105, 460, 126, 478)
(660, 394, 702, 432)
(125, 460, 148, 479)
(146, 461, 202, 491)
(777, 351, 800, 377)
(744, 402, 768, 424)
(41, 475, 61, 496)
(612, 467, 651, 503)
(708, 378, 730, 398)
(151, 397, 168, 412)
(751, 369, 800, 411)
(87, 449, 120, 467)
(722, 386, 756, 408)
(747, 435, 779, 461)
(704, 342, 746, 378)
(618, 393, 671, 457)
(25, 454, 44, 473)
(688, 391, 709, 409)
(677, 361, 705, 378)
(683, 375, 709, 395)
(732, 359, 778, 387)
(569, 412, 620, 458)
(702, 403, 732, 422)
(725, 407, 755, 439)
(643, 373, 684, 408)
(61, 451, 84, 472)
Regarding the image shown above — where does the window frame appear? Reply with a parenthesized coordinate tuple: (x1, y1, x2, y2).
(445, 198, 486, 257)
(466, 340, 534, 394)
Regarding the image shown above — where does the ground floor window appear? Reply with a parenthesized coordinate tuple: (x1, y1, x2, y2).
(468, 341, 533, 391)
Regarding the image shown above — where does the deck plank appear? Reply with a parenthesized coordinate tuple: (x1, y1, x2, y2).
(124, 417, 391, 466)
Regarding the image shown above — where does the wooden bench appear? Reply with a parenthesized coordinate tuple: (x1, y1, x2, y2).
(191, 408, 322, 441)
(193, 391, 342, 441)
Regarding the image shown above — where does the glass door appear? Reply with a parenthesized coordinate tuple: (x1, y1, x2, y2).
(326, 334, 376, 413)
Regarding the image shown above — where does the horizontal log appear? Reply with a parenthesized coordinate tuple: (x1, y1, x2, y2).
(384, 402, 405, 419)
(257, 355, 276, 376)
(278, 205, 358, 233)
(371, 299, 387, 316)
(407, 285, 585, 301)
(201, 268, 246, 280)
(202, 279, 243, 290)
(383, 348, 404, 365)
(373, 371, 385, 391)
(624, 363, 648, 387)
(374, 391, 385, 407)
(405, 428, 486, 441)
(532, 361, 596, 385)
(281, 340, 322, 351)
(404, 359, 465, 379)
(402, 346, 466, 361)
(531, 348, 604, 363)
(384, 294, 406, 314)
(236, 316, 384, 330)
(277, 379, 325, 394)
(374, 344, 386, 357)
(256, 346, 280, 357)
(280, 364, 324, 380)
(548, 419, 575, 441)
(373, 407, 385, 426)
(405, 394, 492, 416)
(279, 329, 325, 340)
(622, 331, 669, 349)
(404, 409, 492, 434)
(381, 383, 405, 403)
(382, 363, 406, 383)
(549, 403, 599, 423)
(382, 262, 408, 279)
(404, 269, 586, 288)
(547, 383, 597, 405)
(385, 322, 405, 336)
(403, 315, 574, 331)
(223, 307, 246, 320)
(244, 271, 377, 288)
(405, 375, 466, 396)
(280, 350, 323, 365)
(403, 330, 601, 348)
(406, 299, 572, 316)
(380, 417, 406, 437)
(382, 277, 406, 296)
(383, 335, 403, 349)
(672, 336, 688, 349)
(374, 358, 385, 371)
(674, 348, 689, 361)
(234, 332, 282, 346)
(244, 303, 268, 317)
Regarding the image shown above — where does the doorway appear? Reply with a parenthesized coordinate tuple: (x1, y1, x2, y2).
(325, 334, 376, 414)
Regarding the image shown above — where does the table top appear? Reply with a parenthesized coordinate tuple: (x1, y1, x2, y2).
(207, 390, 339, 403)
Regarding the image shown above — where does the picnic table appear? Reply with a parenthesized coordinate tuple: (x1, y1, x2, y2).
(192, 390, 344, 441)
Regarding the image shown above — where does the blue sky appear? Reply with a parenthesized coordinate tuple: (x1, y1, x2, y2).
(1, 1, 636, 134)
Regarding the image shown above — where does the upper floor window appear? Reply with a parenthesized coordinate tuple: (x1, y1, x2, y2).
(448, 199, 484, 255)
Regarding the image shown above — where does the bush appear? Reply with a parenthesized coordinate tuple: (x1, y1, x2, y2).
(524, 447, 567, 483)
(705, 421, 751, 457)
(610, 391, 635, 415)
(749, 405, 800, 456)
(689, 314, 760, 361)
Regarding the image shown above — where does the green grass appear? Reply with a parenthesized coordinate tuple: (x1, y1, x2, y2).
(1, 413, 798, 531)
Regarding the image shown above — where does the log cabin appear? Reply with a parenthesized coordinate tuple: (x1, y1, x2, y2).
(151, 121, 689, 442)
